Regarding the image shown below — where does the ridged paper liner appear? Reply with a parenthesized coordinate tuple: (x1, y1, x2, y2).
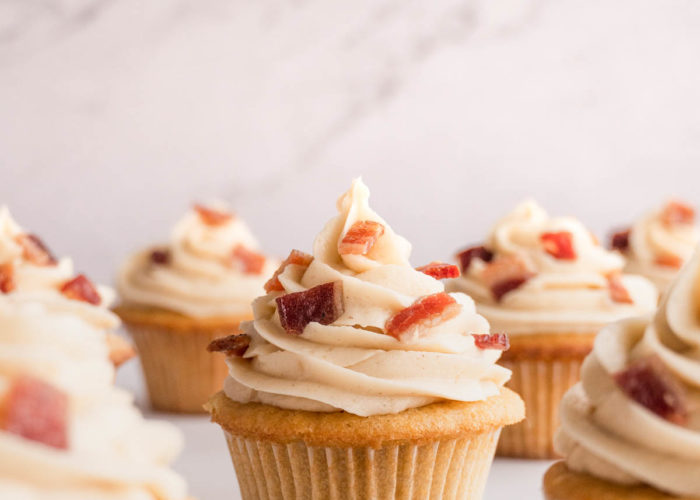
(223, 429, 500, 500)
(497, 358, 583, 459)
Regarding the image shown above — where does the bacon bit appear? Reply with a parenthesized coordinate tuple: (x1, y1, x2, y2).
(386, 293, 461, 341)
(655, 254, 683, 269)
(338, 221, 385, 255)
(149, 248, 170, 265)
(416, 262, 460, 280)
(473, 333, 510, 351)
(610, 229, 631, 252)
(230, 245, 266, 275)
(264, 249, 314, 292)
(276, 281, 345, 335)
(541, 231, 577, 260)
(456, 246, 493, 273)
(193, 204, 234, 226)
(661, 201, 695, 227)
(606, 272, 633, 304)
(0, 263, 15, 294)
(207, 333, 251, 357)
(60, 275, 101, 305)
(15, 234, 56, 266)
(2, 376, 68, 449)
(481, 255, 535, 302)
(614, 355, 688, 425)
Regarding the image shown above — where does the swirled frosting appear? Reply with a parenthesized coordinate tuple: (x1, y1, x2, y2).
(554, 248, 700, 497)
(449, 201, 658, 333)
(0, 208, 188, 499)
(621, 201, 700, 295)
(222, 179, 511, 417)
(117, 203, 277, 318)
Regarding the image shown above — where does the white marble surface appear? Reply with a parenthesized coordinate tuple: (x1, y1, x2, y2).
(4, 0, 700, 498)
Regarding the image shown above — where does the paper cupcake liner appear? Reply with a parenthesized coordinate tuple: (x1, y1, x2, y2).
(497, 358, 583, 459)
(223, 429, 501, 500)
(127, 324, 235, 413)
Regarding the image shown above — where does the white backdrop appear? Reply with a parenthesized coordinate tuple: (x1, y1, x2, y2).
(2, 0, 700, 498)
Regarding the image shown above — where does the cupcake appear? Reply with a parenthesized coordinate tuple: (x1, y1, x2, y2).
(610, 200, 700, 296)
(545, 247, 700, 500)
(116, 203, 277, 413)
(449, 200, 658, 458)
(0, 209, 188, 499)
(206, 179, 524, 500)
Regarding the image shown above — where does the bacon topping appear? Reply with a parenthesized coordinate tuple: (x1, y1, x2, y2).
(264, 249, 314, 292)
(614, 355, 688, 425)
(2, 376, 68, 449)
(456, 246, 493, 273)
(15, 234, 56, 266)
(276, 281, 345, 335)
(386, 292, 461, 341)
(193, 204, 234, 226)
(60, 274, 101, 305)
(229, 245, 266, 275)
(207, 333, 251, 357)
(661, 201, 695, 227)
(481, 255, 535, 301)
(610, 229, 631, 252)
(541, 231, 577, 260)
(606, 271, 633, 304)
(0, 262, 15, 294)
(149, 248, 171, 265)
(472, 333, 510, 351)
(416, 262, 460, 280)
(655, 254, 683, 269)
(338, 221, 385, 255)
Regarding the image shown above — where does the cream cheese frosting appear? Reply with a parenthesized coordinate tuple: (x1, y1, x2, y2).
(222, 179, 512, 417)
(0, 207, 188, 500)
(449, 201, 658, 333)
(117, 203, 277, 318)
(554, 247, 700, 497)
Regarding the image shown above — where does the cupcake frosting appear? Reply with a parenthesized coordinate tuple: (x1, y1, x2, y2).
(0, 208, 187, 499)
(222, 179, 511, 417)
(450, 201, 658, 333)
(554, 247, 700, 497)
(117, 203, 277, 318)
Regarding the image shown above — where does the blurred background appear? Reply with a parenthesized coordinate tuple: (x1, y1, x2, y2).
(2, 1, 700, 498)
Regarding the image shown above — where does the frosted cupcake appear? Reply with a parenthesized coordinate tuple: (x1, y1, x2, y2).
(206, 179, 524, 500)
(449, 200, 658, 458)
(545, 247, 700, 500)
(116, 203, 276, 413)
(610, 200, 700, 296)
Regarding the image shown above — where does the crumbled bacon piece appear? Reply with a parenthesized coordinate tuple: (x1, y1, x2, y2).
(614, 355, 688, 425)
(386, 293, 461, 340)
(0, 263, 15, 294)
(276, 281, 345, 335)
(2, 376, 68, 449)
(416, 262, 460, 280)
(541, 231, 577, 260)
(193, 204, 234, 226)
(149, 248, 170, 265)
(264, 249, 314, 292)
(610, 229, 631, 252)
(207, 333, 251, 357)
(655, 254, 683, 269)
(229, 245, 266, 274)
(606, 272, 633, 304)
(661, 201, 695, 227)
(456, 246, 494, 273)
(60, 274, 101, 305)
(472, 333, 510, 351)
(338, 221, 385, 255)
(481, 255, 534, 301)
(15, 234, 56, 266)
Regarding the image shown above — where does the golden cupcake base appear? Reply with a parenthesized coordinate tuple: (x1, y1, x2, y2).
(207, 388, 524, 500)
(496, 332, 596, 459)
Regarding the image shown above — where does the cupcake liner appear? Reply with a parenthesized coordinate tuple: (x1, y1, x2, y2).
(497, 358, 583, 459)
(223, 429, 501, 500)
